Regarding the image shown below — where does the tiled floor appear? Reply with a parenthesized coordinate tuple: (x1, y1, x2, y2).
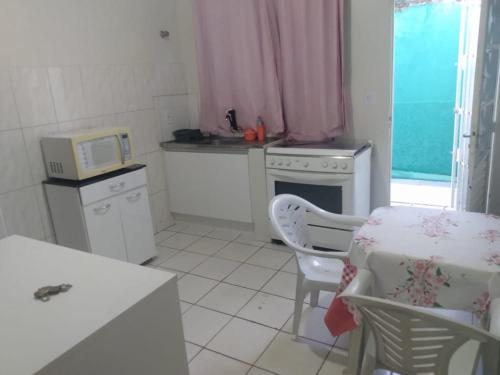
(148, 222, 351, 375)
(391, 178, 453, 209)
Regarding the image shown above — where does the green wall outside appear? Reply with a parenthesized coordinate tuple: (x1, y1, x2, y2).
(392, 3, 461, 180)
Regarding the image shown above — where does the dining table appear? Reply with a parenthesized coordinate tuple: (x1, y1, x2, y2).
(323, 205, 500, 373)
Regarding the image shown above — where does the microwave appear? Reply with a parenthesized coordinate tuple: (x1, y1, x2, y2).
(41, 127, 135, 180)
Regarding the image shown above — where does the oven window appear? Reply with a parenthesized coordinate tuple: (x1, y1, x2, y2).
(275, 181, 342, 214)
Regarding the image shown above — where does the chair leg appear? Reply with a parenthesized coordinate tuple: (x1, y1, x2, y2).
(310, 289, 319, 307)
(292, 273, 306, 338)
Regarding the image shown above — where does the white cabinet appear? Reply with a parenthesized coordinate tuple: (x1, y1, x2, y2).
(83, 197, 128, 261)
(45, 166, 157, 264)
(164, 151, 253, 223)
(119, 186, 156, 264)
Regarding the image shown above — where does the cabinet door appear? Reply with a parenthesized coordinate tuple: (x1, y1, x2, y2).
(119, 187, 157, 264)
(83, 198, 128, 261)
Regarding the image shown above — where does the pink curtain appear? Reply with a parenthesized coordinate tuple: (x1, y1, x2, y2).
(193, 0, 284, 135)
(272, 0, 347, 141)
(193, 0, 346, 140)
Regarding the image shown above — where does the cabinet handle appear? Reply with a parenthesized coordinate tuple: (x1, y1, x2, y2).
(93, 203, 111, 214)
(109, 181, 125, 192)
(126, 192, 142, 202)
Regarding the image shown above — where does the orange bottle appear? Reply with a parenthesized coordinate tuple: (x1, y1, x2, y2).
(257, 116, 266, 142)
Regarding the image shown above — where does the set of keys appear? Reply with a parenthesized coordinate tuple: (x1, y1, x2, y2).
(34, 284, 72, 302)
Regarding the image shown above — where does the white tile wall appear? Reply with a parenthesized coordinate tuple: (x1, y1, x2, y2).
(0, 62, 187, 242)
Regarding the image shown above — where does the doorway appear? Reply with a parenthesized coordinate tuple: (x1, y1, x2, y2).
(390, 0, 482, 210)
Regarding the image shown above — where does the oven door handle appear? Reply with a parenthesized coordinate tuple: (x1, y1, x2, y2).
(268, 170, 350, 183)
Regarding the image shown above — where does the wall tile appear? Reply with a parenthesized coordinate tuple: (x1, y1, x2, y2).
(81, 65, 115, 117)
(146, 151, 166, 194)
(115, 111, 146, 156)
(133, 63, 156, 110)
(150, 189, 173, 233)
(0, 186, 44, 240)
(0, 129, 33, 194)
(48, 66, 86, 122)
(156, 95, 191, 141)
(141, 109, 162, 153)
(22, 123, 60, 184)
(88, 114, 116, 130)
(156, 63, 187, 96)
(10, 67, 57, 127)
(0, 70, 20, 131)
(111, 64, 139, 113)
(35, 184, 54, 240)
(58, 117, 93, 133)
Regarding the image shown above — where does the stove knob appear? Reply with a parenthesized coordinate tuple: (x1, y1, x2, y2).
(332, 162, 338, 169)
(286, 159, 292, 167)
(270, 158, 276, 166)
(277, 159, 283, 166)
(322, 161, 329, 168)
(341, 162, 348, 170)
(303, 161, 310, 168)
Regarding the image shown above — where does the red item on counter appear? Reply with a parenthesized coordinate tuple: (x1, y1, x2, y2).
(257, 117, 266, 141)
(244, 128, 257, 141)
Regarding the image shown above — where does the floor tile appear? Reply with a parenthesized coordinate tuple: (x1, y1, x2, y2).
(185, 237, 229, 255)
(281, 257, 298, 274)
(166, 222, 190, 232)
(185, 342, 202, 362)
(153, 266, 186, 279)
(180, 301, 193, 314)
(235, 232, 266, 247)
(190, 257, 241, 281)
(189, 349, 250, 375)
(247, 368, 275, 375)
(198, 283, 256, 315)
(237, 292, 295, 329)
(261, 271, 297, 299)
(149, 245, 179, 266)
(225, 264, 276, 290)
(334, 332, 350, 350)
(160, 251, 208, 272)
(160, 232, 200, 249)
(317, 348, 349, 375)
(216, 242, 261, 262)
(182, 306, 231, 346)
(180, 223, 214, 236)
(256, 332, 330, 375)
(177, 274, 219, 303)
(207, 318, 278, 364)
(246, 248, 293, 270)
(282, 306, 335, 345)
(263, 242, 292, 253)
(154, 230, 175, 244)
(208, 228, 242, 241)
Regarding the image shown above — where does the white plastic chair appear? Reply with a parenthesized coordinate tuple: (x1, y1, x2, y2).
(268, 194, 367, 337)
(342, 269, 500, 375)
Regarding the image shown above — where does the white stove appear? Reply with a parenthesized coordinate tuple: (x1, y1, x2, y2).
(265, 140, 372, 250)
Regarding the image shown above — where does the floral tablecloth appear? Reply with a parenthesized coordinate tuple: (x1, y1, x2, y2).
(325, 206, 500, 336)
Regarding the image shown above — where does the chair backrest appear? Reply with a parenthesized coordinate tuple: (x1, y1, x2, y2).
(269, 194, 315, 251)
(343, 293, 498, 375)
(0, 208, 6, 239)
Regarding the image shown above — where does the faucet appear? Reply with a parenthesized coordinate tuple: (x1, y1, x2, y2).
(225, 108, 239, 133)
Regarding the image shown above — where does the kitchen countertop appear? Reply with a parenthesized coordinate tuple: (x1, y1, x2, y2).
(160, 137, 281, 154)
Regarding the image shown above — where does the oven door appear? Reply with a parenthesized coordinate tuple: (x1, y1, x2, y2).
(266, 168, 355, 250)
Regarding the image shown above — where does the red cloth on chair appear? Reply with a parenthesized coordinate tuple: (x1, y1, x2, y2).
(324, 259, 359, 337)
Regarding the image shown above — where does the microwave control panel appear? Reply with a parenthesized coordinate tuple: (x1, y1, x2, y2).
(119, 133, 132, 161)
